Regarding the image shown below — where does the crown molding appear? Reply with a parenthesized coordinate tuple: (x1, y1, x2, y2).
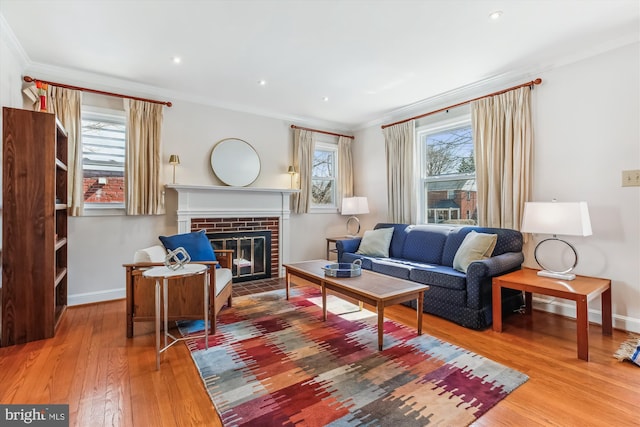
(0, 12, 29, 69)
(24, 61, 352, 133)
(353, 33, 639, 131)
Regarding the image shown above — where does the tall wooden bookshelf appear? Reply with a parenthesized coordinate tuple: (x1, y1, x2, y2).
(2, 107, 68, 346)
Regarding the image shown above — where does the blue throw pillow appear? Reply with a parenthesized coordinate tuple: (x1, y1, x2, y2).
(159, 230, 220, 268)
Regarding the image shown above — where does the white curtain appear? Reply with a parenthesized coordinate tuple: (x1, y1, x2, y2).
(291, 128, 314, 213)
(125, 99, 164, 215)
(471, 86, 532, 229)
(47, 86, 84, 216)
(337, 136, 354, 209)
(383, 120, 416, 224)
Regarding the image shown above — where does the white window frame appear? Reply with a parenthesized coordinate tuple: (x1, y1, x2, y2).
(310, 138, 339, 213)
(416, 117, 475, 225)
(81, 106, 127, 216)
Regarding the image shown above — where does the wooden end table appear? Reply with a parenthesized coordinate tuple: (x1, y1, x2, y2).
(325, 236, 356, 260)
(492, 268, 612, 361)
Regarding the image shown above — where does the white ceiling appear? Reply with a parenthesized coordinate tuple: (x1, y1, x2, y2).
(1, 0, 639, 130)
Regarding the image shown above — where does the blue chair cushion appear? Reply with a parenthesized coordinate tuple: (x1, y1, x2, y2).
(159, 230, 220, 268)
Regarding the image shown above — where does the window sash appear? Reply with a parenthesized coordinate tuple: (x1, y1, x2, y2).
(81, 108, 126, 209)
(417, 118, 475, 225)
(311, 142, 338, 208)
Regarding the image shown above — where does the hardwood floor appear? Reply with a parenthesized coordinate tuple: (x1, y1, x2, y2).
(0, 279, 638, 426)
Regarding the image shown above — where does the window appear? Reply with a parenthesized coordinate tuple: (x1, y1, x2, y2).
(418, 119, 476, 225)
(311, 141, 338, 208)
(81, 108, 126, 209)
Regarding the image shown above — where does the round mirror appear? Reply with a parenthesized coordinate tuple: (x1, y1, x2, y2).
(210, 138, 261, 187)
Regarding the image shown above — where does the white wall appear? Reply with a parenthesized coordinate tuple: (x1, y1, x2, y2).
(354, 42, 640, 333)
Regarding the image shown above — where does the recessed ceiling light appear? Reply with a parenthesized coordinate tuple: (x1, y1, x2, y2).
(322, 96, 329, 102)
(172, 56, 181, 64)
(258, 80, 267, 86)
(489, 10, 503, 20)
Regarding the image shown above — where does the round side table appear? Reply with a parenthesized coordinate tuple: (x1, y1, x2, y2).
(143, 263, 209, 370)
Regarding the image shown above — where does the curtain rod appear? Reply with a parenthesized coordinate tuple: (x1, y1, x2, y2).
(23, 75, 172, 107)
(381, 78, 542, 129)
(290, 124, 354, 139)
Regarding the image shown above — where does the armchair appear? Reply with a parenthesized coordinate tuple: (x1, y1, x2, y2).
(123, 246, 233, 338)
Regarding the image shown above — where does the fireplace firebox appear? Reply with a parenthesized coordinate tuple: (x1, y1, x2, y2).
(208, 231, 271, 282)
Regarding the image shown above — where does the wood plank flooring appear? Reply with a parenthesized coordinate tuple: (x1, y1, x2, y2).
(0, 278, 638, 426)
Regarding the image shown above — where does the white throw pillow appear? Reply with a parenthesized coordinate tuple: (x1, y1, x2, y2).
(453, 231, 498, 273)
(356, 227, 394, 258)
(133, 245, 168, 263)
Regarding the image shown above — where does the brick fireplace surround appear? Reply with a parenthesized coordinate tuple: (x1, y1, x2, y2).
(191, 217, 280, 278)
(166, 184, 298, 277)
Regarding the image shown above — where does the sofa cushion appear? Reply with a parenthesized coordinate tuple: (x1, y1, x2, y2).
(356, 227, 394, 257)
(370, 258, 412, 279)
(409, 265, 467, 290)
(159, 230, 219, 267)
(452, 231, 498, 273)
(401, 225, 452, 264)
(374, 223, 410, 258)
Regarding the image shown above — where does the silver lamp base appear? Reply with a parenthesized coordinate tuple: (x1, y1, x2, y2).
(533, 237, 578, 281)
(346, 216, 361, 237)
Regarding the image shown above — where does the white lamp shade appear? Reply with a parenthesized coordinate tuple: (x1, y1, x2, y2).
(341, 197, 369, 215)
(521, 201, 592, 236)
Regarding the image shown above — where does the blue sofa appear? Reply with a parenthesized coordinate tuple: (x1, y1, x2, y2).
(336, 223, 524, 329)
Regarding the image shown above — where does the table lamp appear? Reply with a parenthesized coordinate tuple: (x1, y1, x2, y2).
(341, 197, 369, 237)
(520, 200, 592, 280)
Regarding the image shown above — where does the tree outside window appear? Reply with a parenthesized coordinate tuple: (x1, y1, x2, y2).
(311, 142, 337, 207)
(419, 121, 476, 225)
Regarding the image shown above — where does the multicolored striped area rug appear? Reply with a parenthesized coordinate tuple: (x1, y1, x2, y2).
(179, 287, 528, 426)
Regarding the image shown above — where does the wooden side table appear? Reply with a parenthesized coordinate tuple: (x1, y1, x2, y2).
(326, 236, 355, 260)
(143, 264, 209, 370)
(492, 268, 612, 361)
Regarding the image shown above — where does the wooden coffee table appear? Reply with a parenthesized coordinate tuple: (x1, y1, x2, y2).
(284, 260, 429, 350)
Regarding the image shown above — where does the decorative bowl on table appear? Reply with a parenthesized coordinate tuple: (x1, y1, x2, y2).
(323, 260, 362, 278)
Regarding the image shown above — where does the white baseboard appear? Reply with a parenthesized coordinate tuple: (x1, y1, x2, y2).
(68, 288, 125, 306)
(532, 296, 640, 334)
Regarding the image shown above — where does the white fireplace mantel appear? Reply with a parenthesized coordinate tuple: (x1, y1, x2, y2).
(165, 184, 299, 274)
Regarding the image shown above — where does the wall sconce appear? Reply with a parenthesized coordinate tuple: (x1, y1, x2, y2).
(169, 154, 180, 184)
(287, 165, 296, 189)
(520, 200, 592, 280)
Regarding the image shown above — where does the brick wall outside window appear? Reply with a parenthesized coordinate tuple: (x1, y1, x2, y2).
(83, 177, 125, 203)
